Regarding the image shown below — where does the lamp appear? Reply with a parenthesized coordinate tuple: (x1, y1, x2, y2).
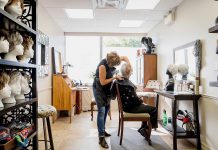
(62, 62, 73, 74)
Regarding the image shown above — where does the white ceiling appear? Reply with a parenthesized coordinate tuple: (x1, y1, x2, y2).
(38, 0, 184, 33)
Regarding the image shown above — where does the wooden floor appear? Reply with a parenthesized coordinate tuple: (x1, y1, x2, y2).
(39, 111, 197, 150)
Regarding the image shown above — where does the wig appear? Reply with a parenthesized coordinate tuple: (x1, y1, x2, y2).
(17, 36, 34, 60)
(9, 70, 22, 84)
(0, 29, 9, 41)
(5, 0, 24, 12)
(106, 51, 121, 67)
(167, 64, 178, 76)
(178, 64, 189, 76)
(0, 72, 10, 90)
(8, 31, 23, 52)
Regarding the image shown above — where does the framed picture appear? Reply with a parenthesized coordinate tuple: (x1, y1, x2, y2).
(37, 30, 49, 77)
(52, 47, 63, 74)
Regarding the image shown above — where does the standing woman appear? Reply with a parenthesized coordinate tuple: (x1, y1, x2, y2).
(93, 51, 130, 148)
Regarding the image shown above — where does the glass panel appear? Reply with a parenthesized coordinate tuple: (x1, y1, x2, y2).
(66, 36, 100, 84)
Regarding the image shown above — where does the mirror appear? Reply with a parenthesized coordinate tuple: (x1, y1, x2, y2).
(173, 40, 202, 81)
(52, 47, 63, 74)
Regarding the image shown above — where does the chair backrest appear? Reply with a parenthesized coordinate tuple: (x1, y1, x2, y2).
(116, 84, 124, 118)
(145, 80, 160, 89)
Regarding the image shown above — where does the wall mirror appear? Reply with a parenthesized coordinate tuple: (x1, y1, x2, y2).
(37, 30, 49, 77)
(52, 47, 63, 74)
(173, 40, 202, 82)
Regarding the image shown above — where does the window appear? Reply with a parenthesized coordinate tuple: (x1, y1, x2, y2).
(102, 36, 142, 84)
(65, 35, 142, 85)
(66, 36, 100, 84)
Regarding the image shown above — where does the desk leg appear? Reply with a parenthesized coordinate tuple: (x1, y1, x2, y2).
(172, 100, 177, 150)
(155, 94, 159, 129)
(193, 99, 201, 150)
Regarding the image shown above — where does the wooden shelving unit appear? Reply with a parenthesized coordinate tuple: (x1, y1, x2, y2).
(0, 0, 38, 149)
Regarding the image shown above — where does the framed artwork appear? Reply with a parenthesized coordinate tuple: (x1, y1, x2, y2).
(37, 30, 49, 77)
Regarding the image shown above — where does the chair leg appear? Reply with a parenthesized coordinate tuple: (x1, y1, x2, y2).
(91, 103, 94, 121)
(146, 120, 152, 145)
(117, 117, 120, 136)
(42, 118, 48, 150)
(46, 117, 54, 150)
(120, 120, 124, 145)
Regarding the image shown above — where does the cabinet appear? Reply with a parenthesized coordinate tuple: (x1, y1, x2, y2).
(52, 74, 76, 123)
(136, 54, 157, 86)
(0, 0, 38, 149)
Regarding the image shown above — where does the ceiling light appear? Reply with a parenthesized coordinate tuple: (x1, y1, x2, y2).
(126, 0, 160, 10)
(65, 9, 94, 19)
(119, 20, 143, 28)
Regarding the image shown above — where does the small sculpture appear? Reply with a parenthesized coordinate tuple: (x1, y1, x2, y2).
(177, 109, 195, 133)
(0, 72, 11, 107)
(165, 64, 178, 91)
(5, 0, 24, 18)
(0, 0, 8, 9)
(17, 36, 34, 63)
(2, 70, 22, 104)
(4, 31, 24, 62)
(141, 36, 156, 54)
(178, 64, 189, 80)
(0, 29, 10, 59)
(15, 72, 30, 100)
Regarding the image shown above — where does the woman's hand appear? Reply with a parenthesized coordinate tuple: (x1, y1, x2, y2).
(114, 75, 124, 80)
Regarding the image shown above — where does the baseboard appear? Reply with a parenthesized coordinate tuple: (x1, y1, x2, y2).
(202, 141, 216, 150)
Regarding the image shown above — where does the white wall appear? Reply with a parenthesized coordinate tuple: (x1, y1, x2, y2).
(37, 3, 65, 105)
(148, 0, 218, 149)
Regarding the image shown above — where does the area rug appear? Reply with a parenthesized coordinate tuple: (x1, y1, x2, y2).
(110, 128, 172, 150)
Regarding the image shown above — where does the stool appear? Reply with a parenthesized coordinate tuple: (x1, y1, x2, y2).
(38, 105, 57, 150)
(91, 99, 112, 121)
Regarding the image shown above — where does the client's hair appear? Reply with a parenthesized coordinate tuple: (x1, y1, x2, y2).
(0, 72, 10, 90)
(106, 51, 121, 67)
(121, 63, 132, 79)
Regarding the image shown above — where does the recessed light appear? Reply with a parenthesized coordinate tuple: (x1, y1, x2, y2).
(126, 0, 160, 10)
(65, 9, 94, 19)
(119, 20, 143, 28)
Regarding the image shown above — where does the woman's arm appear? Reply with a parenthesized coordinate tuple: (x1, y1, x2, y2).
(120, 56, 130, 65)
(99, 65, 123, 86)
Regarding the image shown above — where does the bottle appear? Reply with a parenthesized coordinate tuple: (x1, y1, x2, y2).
(162, 109, 168, 127)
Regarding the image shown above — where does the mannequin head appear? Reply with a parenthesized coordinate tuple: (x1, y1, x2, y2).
(9, 70, 22, 95)
(0, 0, 8, 9)
(0, 72, 11, 107)
(0, 72, 11, 99)
(5, 0, 24, 17)
(17, 36, 34, 63)
(15, 72, 30, 100)
(0, 29, 10, 55)
(4, 31, 23, 61)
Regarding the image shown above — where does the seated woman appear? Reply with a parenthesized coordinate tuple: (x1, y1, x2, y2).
(115, 63, 157, 137)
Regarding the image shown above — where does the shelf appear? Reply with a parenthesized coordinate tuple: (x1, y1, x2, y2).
(0, 98, 37, 116)
(210, 81, 218, 87)
(158, 120, 197, 139)
(0, 59, 37, 68)
(209, 24, 218, 33)
(0, 8, 37, 35)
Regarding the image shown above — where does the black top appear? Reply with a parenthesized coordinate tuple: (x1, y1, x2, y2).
(115, 78, 142, 112)
(93, 59, 116, 107)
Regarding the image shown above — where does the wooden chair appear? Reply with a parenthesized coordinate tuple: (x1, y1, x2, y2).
(91, 98, 112, 121)
(116, 84, 152, 145)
